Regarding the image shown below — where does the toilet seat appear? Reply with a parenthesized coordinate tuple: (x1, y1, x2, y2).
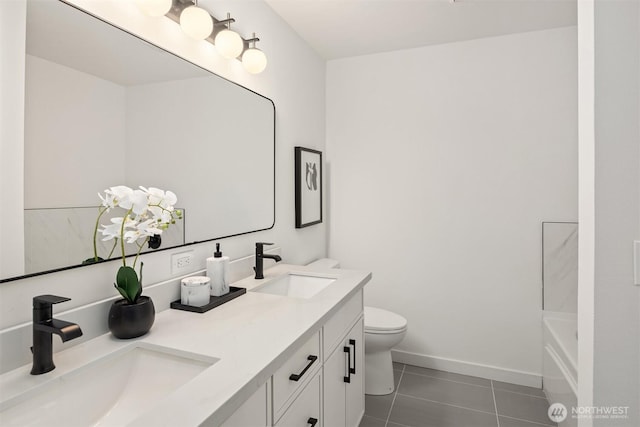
(364, 306, 407, 334)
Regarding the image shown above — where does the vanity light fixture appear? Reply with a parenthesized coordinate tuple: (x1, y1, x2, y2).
(135, 0, 172, 17)
(138, 0, 268, 74)
(214, 13, 244, 59)
(179, 0, 213, 40)
(242, 34, 268, 74)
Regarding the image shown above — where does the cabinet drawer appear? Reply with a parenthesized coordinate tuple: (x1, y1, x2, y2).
(275, 372, 321, 427)
(273, 331, 321, 417)
(323, 290, 363, 359)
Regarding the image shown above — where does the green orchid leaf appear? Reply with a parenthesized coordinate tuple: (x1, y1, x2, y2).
(115, 266, 141, 304)
(133, 262, 144, 302)
(114, 283, 130, 301)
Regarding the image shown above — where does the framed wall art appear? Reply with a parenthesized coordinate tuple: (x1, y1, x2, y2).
(295, 146, 322, 228)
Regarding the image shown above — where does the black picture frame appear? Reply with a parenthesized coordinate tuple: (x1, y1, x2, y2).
(295, 147, 323, 228)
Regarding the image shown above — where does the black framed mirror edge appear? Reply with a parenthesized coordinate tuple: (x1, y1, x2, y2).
(1, 0, 277, 284)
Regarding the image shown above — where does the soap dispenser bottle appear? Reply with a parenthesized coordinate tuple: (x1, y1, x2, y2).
(207, 243, 229, 297)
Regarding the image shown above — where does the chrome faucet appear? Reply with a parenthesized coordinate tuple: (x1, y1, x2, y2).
(31, 295, 83, 375)
(254, 242, 282, 279)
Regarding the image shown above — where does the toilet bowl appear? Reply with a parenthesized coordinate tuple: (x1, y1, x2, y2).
(364, 306, 407, 395)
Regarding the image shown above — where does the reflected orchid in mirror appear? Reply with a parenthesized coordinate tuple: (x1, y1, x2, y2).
(86, 186, 182, 304)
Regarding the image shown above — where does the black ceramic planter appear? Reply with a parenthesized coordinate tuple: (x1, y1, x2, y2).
(108, 296, 155, 339)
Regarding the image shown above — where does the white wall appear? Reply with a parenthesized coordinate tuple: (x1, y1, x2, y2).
(0, 0, 26, 279)
(577, 0, 596, 419)
(0, 0, 326, 370)
(24, 55, 127, 208)
(591, 0, 640, 425)
(327, 27, 578, 385)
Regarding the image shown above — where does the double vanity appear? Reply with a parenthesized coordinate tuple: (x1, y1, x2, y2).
(0, 264, 370, 427)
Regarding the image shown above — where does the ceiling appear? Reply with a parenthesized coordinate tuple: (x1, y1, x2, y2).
(264, 0, 577, 60)
(27, 0, 208, 86)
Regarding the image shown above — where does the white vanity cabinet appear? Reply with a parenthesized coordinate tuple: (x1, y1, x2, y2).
(322, 287, 364, 427)
(220, 290, 364, 427)
(323, 319, 364, 427)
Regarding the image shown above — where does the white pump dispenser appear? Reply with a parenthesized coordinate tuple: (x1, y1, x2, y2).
(207, 243, 229, 296)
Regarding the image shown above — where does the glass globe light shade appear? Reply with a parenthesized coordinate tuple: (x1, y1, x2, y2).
(135, 0, 172, 17)
(180, 6, 213, 40)
(242, 48, 267, 74)
(215, 29, 244, 59)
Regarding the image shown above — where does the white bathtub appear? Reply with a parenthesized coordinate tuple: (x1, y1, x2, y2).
(543, 313, 578, 426)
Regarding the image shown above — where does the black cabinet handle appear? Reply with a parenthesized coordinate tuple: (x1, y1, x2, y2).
(349, 339, 356, 374)
(289, 355, 318, 381)
(343, 346, 351, 383)
(307, 417, 318, 427)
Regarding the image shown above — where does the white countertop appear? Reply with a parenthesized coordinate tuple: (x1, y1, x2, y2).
(0, 264, 371, 426)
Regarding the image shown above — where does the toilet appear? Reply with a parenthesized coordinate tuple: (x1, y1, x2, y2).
(364, 306, 408, 395)
(304, 259, 408, 396)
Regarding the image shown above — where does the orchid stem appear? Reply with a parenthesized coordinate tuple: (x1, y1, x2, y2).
(92, 206, 108, 261)
(120, 209, 133, 267)
(133, 239, 146, 269)
(107, 239, 118, 259)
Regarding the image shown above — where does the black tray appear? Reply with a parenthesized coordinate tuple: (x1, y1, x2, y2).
(170, 286, 246, 313)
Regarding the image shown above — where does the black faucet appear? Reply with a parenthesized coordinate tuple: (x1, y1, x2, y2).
(31, 295, 83, 375)
(254, 242, 282, 279)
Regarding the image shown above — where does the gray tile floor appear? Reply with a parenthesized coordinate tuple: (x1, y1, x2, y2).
(359, 363, 557, 427)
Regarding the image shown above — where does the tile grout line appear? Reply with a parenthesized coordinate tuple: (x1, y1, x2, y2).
(394, 393, 500, 417)
(407, 371, 546, 399)
(385, 364, 405, 427)
(491, 380, 501, 427)
(493, 388, 549, 400)
(401, 370, 492, 389)
(404, 368, 547, 399)
(499, 414, 557, 427)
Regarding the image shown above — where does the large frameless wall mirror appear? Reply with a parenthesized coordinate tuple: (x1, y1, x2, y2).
(1, 0, 275, 282)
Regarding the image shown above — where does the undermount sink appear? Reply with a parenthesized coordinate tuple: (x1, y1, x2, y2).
(0, 343, 218, 427)
(251, 273, 336, 299)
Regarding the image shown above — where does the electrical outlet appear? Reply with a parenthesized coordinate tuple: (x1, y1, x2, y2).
(171, 251, 194, 274)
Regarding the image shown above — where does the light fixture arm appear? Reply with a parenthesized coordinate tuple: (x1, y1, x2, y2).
(215, 13, 235, 28)
(246, 33, 260, 49)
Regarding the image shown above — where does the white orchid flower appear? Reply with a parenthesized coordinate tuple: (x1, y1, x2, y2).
(140, 186, 161, 202)
(123, 219, 163, 244)
(111, 188, 146, 216)
(99, 217, 135, 241)
(161, 190, 177, 209)
(141, 187, 177, 209)
(161, 209, 173, 224)
(129, 189, 150, 215)
(105, 186, 133, 207)
(98, 192, 115, 210)
(147, 206, 161, 223)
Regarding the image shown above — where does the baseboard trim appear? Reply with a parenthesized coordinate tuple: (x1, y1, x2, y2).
(391, 349, 542, 388)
